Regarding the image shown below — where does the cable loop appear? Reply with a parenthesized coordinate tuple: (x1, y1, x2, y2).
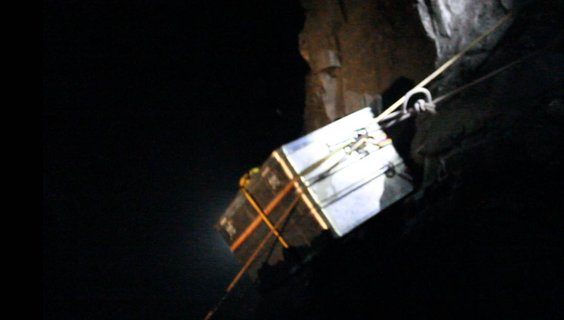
(402, 87, 433, 114)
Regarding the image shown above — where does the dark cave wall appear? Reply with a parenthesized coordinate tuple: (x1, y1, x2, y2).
(299, 0, 521, 131)
(299, 0, 436, 131)
(418, 0, 513, 67)
(417, 0, 516, 90)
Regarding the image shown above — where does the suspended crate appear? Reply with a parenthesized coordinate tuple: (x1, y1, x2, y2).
(216, 107, 413, 280)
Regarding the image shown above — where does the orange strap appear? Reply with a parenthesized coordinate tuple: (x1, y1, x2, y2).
(230, 180, 295, 251)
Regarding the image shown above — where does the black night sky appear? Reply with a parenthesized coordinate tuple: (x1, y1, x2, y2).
(43, 1, 307, 318)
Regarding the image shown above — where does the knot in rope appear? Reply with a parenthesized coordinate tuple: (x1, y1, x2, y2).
(414, 99, 437, 114)
(402, 87, 435, 115)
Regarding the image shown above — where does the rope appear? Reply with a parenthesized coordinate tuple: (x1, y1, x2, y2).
(433, 49, 544, 105)
(293, 12, 514, 178)
(378, 46, 547, 127)
(372, 12, 514, 124)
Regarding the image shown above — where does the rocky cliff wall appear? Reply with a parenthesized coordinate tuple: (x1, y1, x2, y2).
(299, 0, 436, 131)
(299, 0, 519, 131)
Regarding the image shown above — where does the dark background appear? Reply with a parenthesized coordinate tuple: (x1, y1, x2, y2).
(43, 1, 307, 318)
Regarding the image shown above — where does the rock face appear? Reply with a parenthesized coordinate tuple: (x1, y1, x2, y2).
(299, 0, 436, 131)
(416, 0, 514, 90)
(299, 0, 522, 131)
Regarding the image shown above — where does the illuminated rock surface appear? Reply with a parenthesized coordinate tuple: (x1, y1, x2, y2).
(299, 0, 435, 131)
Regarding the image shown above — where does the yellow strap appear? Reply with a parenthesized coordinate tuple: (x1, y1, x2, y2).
(226, 195, 300, 292)
(240, 173, 290, 249)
